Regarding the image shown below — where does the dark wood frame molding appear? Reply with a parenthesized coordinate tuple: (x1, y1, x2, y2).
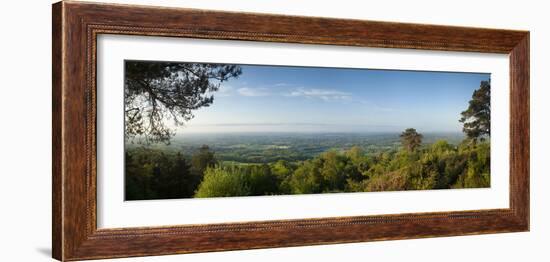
(52, 1, 530, 261)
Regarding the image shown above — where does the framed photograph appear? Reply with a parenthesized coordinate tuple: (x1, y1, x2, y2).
(52, 1, 529, 261)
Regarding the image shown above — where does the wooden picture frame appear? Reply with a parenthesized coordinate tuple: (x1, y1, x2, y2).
(52, 1, 529, 261)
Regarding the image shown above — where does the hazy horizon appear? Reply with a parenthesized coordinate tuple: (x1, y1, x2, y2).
(171, 129, 465, 135)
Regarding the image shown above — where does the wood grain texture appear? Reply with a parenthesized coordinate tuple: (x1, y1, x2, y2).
(509, 35, 530, 227)
(52, 2, 63, 260)
(52, 1, 530, 261)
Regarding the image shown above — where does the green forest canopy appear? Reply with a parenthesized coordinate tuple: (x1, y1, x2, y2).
(126, 139, 490, 200)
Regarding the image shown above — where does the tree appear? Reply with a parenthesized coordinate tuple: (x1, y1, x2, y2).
(319, 151, 347, 192)
(288, 160, 321, 194)
(453, 142, 490, 188)
(152, 152, 193, 199)
(191, 145, 217, 176)
(247, 164, 279, 195)
(460, 81, 491, 142)
(171, 153, 195, 198)
(345, 146, 369, 176)
(194, 166, 251, 198)
(125, 61, 242, 144)
(124, 151, 153, 200)
(365, 170, 408, 192)
(272, 161, 292, 194)
(400, 128, 423, 152)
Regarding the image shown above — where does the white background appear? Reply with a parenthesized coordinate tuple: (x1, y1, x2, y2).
(0, 0, 547, 261)
(98, 35, 509, 228)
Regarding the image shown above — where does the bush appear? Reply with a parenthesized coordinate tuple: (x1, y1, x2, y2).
(194, 166, 250, 198)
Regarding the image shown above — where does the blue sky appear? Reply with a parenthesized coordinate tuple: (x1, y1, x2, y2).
(176, 64, 490, 133)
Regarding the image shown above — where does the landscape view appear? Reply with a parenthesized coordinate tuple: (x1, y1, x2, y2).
(124, 60, 491, 200)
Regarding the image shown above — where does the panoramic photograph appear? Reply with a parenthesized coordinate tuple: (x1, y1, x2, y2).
(124, 60, 491, 200)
